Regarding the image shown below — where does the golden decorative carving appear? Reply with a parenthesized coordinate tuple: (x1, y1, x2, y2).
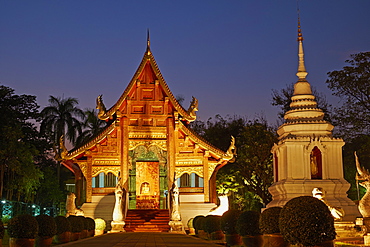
(129, 140, 167, 151)
(220, 136, 236, 163)
(185, 96, 198, 122)
(176, 160, 203, 166)
(92, 166, 120, 177)
(175, 166, 203, 179)
(93, 159, 120, 166)
(208, 162, 218, 177)
(96, 95, 110, 120)
(79, 162, 88, 179)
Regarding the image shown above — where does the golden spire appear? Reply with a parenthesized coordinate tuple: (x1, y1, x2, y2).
(296, 16, 308, 80)
(146, 29, 151, 55)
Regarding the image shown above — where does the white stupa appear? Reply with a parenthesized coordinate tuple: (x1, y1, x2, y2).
(266, 20, 359, 222)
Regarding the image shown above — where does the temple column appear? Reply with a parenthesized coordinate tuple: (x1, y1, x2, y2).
(203, 153, 210, 202)
(120, 115, 129, 191)
(166, 115, 176, 185)
(86, 158, 92, 203)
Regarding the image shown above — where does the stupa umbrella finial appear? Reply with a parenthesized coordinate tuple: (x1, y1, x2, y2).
(296, 16, 308, 80)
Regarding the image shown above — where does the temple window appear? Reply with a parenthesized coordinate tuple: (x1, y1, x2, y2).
(92, 172, 118, 188)
(310, 146, 322, 179)
(178, 173, 203, 188)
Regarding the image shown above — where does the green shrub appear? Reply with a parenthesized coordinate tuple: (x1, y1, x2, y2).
(220, 209, 241, 235)
(94, 218, 106, 231)
(204, 215, 221, 234)
(0, 218, 4, 239)
(193, 215, 206, 232)
(36, 214, 57, 237)
(236, 211, 261, 236)
(259, 207, 282, 234)
(279, 196, 336, 246)
(187, 218, 194, 229)
(86, 217, 95, 231)
(8, 214, 39, 239)
(1, 215, 11, 225)
(54, 216, 71, 234)
(67, 215, 84, 233)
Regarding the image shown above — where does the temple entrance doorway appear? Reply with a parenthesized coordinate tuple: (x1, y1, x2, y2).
(136, 162, 160, 209)
(128, 145, 168, 210)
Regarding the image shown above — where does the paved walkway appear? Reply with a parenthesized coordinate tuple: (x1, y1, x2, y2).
(56, 232, 224, 247)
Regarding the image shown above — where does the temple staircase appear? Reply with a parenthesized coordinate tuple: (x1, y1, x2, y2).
(124, 209, 170, 232)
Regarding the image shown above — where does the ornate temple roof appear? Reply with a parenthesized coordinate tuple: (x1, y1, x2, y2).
(62, 38, 228, 161)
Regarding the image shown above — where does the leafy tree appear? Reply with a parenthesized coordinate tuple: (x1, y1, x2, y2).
(40, 96, 85, 147)
(234, 119, 277, 205)
(0, 85, 43, 201)
(192, 115, 277, 206)
(326, 51, 370, 139)
(40, 96, 85, 183)
(75, 109, 107, 147)
(271, 82, 332, 123)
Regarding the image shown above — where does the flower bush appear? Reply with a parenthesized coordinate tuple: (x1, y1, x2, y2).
(94, 218, 106, 231)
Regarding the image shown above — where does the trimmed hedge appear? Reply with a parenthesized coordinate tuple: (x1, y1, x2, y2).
(220, 209, 241, 235)
(204, 215, 221, 233)
(68, 215, 84, 233)
(236, 210, 261, 236)
(36, 214, 57, 237)
(54, 216, 71, 234)
(279, 196, 336, 246)
(259, 207, 282, 234)
(8, 214, 38, 239)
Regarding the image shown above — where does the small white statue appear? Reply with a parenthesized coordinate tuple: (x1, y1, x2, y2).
(112, 176, 126, 222)
(355, 152, 370, 218)
(169, 179, 181, 221)
(312, 187, 344, 220)
(66, 192, 84, 217)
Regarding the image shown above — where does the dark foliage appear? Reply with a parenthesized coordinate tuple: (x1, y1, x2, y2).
(259, 207, 282, 234)
(204, 215, 221, 233)
(67, 215, 84, 233)
(8, 214, 38, 239)
(54, 216, 71, 234)
(36, 214, 57, 237)
(0, 218, 4, 239)
(236, 210, 261, 236)
(220, 209, 242, 234)
(86, 217, 95, 231)
(279, 196, 336, 246)
(326, 52, 370, 139)
(193, 215, 206, 232)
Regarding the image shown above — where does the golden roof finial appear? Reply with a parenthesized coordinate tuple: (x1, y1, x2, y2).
(146, 29, 151, 55)
(296, 8, 308, 80)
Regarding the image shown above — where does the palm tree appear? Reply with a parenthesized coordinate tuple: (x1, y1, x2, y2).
(40, 96, 85, 147)
(75, 108, 107, 147)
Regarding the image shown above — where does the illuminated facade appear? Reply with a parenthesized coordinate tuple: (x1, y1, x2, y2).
(59, 40, 233, 223)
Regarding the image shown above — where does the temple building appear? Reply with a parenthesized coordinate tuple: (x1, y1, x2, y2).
(267, 20, 359, 223)
(59, 37, 234, 230)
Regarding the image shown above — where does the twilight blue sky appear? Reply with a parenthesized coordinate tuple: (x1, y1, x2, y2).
(1, 1, 369, 124)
